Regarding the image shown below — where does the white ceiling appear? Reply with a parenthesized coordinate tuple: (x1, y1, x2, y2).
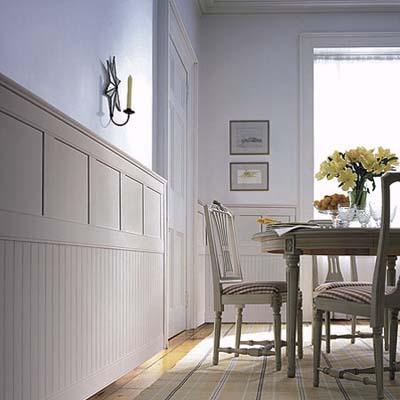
(198, 0, 400, 14)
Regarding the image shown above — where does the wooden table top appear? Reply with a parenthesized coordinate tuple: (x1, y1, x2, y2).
(252, 227, 400, 256)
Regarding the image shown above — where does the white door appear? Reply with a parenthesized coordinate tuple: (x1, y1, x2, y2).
(168, 39, 188, 338)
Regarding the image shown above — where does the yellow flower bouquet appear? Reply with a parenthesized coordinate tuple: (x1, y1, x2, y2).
(315, 147, 399, 209)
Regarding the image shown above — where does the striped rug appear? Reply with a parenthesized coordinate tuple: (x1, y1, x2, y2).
(133, 323, 400, 399)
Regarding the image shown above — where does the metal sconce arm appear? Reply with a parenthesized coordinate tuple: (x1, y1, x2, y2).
(103, 56, 135, 127)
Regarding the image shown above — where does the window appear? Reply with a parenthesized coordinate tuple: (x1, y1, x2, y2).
(314, 47, 400, 222)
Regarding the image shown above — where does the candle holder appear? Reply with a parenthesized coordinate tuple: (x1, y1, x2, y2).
(104, 56, 135, 127)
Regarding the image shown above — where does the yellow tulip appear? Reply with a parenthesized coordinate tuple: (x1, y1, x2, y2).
(338, 169, 356, 191)
(376, 146, 395, 161)
(345, 150, 359, 163)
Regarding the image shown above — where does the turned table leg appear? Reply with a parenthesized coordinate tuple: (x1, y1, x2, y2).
(284, 238, 301, 378)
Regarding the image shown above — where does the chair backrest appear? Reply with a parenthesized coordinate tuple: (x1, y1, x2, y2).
(204, 201, 243, 291)
(371, 172, 400, 328)
(326, 256, 345, 283)
(309, 219, 358, 289)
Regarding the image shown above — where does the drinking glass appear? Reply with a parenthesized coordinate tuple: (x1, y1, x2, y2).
(337, 206, 355, 227)
(369, 202, 381, 227)
(356, 208, 371, 228)
(369, 202, 397, 227)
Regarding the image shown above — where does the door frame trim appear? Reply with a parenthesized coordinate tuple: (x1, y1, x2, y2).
(157, 0, 199, 345)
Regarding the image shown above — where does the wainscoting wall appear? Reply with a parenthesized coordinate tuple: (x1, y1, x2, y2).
(0, 74, 166, 400)
(195, 202, 207, 327)
(204, 204, 297, 323)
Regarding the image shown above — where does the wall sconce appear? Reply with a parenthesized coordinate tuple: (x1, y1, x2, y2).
(104, 56, 135, 126)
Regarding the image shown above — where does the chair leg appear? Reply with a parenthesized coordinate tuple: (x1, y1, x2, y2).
(325, 311, 331, 353)
(297, 296, 303, 359)
(213, 311, 222, 365)
(351, 316, 356, 344)
(384, 310, 389, 351)
(373, 327, 384, 400)
(273, 298, 282, 371)
(234, 306, 243, 357)
(390, 309, 399, 381)
(313, 308, 323, 387)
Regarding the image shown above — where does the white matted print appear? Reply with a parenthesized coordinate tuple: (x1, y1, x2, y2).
(230, 162, 269, 191)
(230, 120, 270, 155)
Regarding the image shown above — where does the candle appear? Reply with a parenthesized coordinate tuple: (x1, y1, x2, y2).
(127, 75, 133, 109)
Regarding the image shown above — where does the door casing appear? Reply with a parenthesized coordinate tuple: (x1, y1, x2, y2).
(155, 0, 199, 345)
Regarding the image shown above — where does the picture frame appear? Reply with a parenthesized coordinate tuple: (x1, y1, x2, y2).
(230, 162, 269, 191)
(229, 120, 270, 155)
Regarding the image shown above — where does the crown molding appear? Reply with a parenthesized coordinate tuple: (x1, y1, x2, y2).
(198, 0, 400, 14)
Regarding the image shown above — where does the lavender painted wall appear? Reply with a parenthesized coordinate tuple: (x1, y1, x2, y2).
(174, 0, 201, 56)
(199, 13, 400, 205)
(0, 0, 154, 168)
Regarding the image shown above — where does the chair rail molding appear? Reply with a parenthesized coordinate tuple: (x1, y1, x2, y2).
(0, 72, 166, 400)
(198, 0, 400, 14)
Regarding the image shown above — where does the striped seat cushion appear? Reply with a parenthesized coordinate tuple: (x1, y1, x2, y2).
(314, 281, 394, 304)
(223, 281, 288, 295)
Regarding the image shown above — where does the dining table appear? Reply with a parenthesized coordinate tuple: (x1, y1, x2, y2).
(252, 227, 400, 378)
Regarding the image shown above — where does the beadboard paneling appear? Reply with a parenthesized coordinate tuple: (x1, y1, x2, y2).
(0, 241, 163, 400)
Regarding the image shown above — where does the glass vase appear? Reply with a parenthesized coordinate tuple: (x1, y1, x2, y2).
(349, 189, 368, 210)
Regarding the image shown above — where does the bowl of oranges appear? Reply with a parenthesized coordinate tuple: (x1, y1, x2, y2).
(313, 194, 350, 226)
(313, 193, 350, 213)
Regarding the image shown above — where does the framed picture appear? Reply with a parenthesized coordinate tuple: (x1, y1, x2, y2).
(230, 120, 270, 155)
(230, 162, 269, 191)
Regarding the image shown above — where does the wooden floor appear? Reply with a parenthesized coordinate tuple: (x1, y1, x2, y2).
(88, 321, 400, 400)
(88, 320, 368, 400)
(88, 324, 214, 400)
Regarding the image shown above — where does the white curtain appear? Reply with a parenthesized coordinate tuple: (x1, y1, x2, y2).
(314, 54, 400, 224)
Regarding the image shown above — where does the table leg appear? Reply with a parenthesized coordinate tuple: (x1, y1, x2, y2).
(285, 250, 300, 378)
(385, 256, 397, 351)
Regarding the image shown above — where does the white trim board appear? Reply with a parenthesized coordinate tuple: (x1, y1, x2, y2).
(169, 0, 200, 333)
(298, 32, 400, 222)
(198, 0, 400, 14)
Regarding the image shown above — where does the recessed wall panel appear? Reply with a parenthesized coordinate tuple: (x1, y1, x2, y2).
(144, 187, 161, 238)
(90, 160, 120, 230)
(0, 112, 42, 215)
(45, 137, 88, 224)
(121, 175, 143, 235)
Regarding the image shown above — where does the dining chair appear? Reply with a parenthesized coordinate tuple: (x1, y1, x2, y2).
(308, 221, 368, 352)
(313, 172, 400, 399)
(204, 201, 303, 371)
